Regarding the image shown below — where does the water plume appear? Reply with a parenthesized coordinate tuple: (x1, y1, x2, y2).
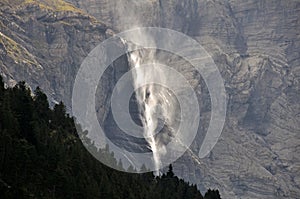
(129, 50, 161, 175)
(115, 1, 179, 175)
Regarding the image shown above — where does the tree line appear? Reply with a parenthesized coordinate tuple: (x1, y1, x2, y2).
(0, 76, 221, 199)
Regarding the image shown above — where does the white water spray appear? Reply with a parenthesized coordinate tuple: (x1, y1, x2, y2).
(129, 51, 161, 175)
(119, 33, 181, 174)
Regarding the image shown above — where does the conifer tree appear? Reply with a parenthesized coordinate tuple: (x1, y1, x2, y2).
(0, 78, 220, 199)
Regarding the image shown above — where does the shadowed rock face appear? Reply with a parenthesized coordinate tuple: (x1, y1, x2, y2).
(1, 0, 300, 198)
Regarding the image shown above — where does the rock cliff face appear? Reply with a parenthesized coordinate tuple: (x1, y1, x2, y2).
(1, 0, 300, 198)
(0, 0, 109, 106)
(65, 0, 300, 198)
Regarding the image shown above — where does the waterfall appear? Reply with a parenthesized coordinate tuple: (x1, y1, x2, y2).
(119, 36, 181, 174)
(129, 50, 161, 175)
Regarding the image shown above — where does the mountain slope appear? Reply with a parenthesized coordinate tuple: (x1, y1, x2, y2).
(1, 0, 300, 198)
(0, 0, 108, 106)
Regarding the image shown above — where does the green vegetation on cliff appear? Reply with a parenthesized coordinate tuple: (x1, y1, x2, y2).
(1, 0, 84, 13)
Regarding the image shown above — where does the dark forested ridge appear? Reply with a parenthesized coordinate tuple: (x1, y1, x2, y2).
(0, 76, 221, 199)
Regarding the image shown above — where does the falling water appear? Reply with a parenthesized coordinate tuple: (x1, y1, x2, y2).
(129, 51, 161, 175)
(119, 36, 181, 175)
